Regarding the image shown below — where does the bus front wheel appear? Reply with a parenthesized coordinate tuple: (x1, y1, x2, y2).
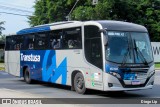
(24, 68, 32, 84)
(74, 72, 86, 94)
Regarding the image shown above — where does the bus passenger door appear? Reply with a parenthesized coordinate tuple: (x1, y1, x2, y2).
(84, 25, 103, 90)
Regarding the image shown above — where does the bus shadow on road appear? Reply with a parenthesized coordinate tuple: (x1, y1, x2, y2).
(18, 79, 147, 98)
(19, 79, 71, 90)
(86, 90, 146, 98)
(85, 84, 158, 98)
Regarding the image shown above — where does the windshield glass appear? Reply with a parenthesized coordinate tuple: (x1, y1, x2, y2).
(105, 31, 153, 64)
(131, 32, 153, 63)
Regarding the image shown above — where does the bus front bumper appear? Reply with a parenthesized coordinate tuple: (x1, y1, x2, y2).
(103, 72, 155, 91)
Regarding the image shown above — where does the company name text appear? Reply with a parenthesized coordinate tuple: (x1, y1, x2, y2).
(20, 53, 40, 62)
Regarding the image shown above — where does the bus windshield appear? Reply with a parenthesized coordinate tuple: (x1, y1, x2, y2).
(105, 31, 153, 64)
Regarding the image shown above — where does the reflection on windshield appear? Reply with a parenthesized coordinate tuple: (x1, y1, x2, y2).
(105, 31, 153, 64)
(132, 32, 153, 63)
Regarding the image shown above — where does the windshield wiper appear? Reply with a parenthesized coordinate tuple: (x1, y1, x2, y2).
(121, 36, 131, 66)
(133, 39, 148, 65)
(121, 47, 130, 66)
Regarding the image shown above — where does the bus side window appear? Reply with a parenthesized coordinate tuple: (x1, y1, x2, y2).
(49, 30, 62, 49)
(14, 35, 23, 50)
(5, 36, 15, 50)
(35, 33, 48, 50)
(26, 34, 35, 50)
(7, 35, 23, 50)
(29, 43, 34, 49)
(63, 27, 82, 49)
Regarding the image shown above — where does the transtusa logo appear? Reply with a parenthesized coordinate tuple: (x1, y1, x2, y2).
(20, 53, 40, 62)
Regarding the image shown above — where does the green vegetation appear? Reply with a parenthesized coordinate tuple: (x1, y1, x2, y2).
(0, 34, 5, 43)
(0, 67, 4, 71)
(29, 0, 160, 42)
(155, 63, 160, 68)
(0, 63, 4, 71)
(0, 20, 5, 36)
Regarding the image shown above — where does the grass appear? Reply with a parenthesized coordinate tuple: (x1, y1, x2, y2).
(0, 63, 4, 71)
(0, 67, 5, 71)
(155, 63, 160, 68)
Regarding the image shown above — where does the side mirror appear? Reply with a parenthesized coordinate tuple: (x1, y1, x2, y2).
(99, 29, 108, 45)
(103, 35, 108, 45)
(99, 29, 106, 33)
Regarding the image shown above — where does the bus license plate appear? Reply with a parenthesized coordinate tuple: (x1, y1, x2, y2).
(131, 80, 141, 85)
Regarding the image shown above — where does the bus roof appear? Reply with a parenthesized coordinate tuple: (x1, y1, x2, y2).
(16, 21, 80, 35)
(97, 20, 147, 32)
(17, 20, 147, 35)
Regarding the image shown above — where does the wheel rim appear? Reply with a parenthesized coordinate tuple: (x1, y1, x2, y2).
(76, 77, 84, 89)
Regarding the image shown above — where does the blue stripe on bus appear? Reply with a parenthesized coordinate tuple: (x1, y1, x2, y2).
(17, 26, 51, 35)
(20, 50, 67, 85)
(42, 50, 67, 85)
(105, 64, 136, 80)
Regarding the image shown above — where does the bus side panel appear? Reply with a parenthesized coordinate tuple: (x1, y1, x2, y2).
(56, 50, 89, 86)
(56, 50, 103, 91)
(19, 49, 103, 90)
(5, 51, 8, 73)
(5, 51, 20, 77)
(20, 50, 68, 85)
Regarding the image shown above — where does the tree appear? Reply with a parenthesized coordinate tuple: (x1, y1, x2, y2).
(72, 0, 139, 21)
(0, 17, 5, 43)
(71, 0, 160, 41)
(0, 34, 5, 44)
(29, 0, 160, 41)
(0, 21, 5, 36)
(134, 0, 160, 41)
(29, 0, 72, 26)
(29, 0, 48, 26)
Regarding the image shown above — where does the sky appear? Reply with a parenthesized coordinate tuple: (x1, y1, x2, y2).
(0, 0, 35, 35)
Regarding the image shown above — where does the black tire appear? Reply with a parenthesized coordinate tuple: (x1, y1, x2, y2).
(74, 72, 86, 94)
(24, 68, 32, 84)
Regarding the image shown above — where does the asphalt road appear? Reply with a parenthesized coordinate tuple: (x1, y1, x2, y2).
(0, 70, 160, 99)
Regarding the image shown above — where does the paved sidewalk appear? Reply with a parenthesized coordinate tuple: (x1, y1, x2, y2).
(155, 68, 160, 70)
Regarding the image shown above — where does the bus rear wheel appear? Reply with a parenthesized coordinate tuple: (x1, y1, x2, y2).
(74, 72, 86, 94)
(24, 68, 32, 84)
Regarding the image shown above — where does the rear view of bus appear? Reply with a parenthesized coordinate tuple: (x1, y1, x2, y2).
(99, 21, 155, 91)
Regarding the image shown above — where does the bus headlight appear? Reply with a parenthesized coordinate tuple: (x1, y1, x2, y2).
(110, 72, 121, 79)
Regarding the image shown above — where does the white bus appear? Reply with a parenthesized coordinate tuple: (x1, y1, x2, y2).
(5, 21, 155, 94)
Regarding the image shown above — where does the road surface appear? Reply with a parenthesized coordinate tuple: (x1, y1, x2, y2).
(0, 70, 160, 106)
